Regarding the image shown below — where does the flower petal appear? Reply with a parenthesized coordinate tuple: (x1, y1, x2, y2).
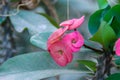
(115, 38, 120, 56)
(62, 31, 84, 53)
(47, 27, 68, 48)
(48, 40, 73, 66)
(60, 16, 85, 30)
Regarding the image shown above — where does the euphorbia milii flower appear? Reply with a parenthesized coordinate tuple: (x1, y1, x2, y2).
(62, 31, 84, 53)
(48, 40, 73, 66)
(115, 38, 120, 56)
(60, 16, 85, 30)
(48, 26, 68, 45)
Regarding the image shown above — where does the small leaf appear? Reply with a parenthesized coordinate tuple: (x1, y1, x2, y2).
(30, 32, 52, 50)
(77, 60, 96, 72)
(97, 0, 109, 9)
(106, 73, 120, 80)
(90, 21, 117, 49)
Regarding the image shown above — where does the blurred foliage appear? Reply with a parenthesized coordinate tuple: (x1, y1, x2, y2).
(0, 0, 120, 80)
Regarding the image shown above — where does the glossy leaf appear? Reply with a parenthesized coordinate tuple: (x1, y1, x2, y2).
(77, 60, 96, 72)
(106, 73, 120, 80)
(97, 0, 109, 9)
(0, 52, 92, 80)
(30, 32, 52, 50)
(88, 9, 103, 35)
(10, 10, 56, 35)
(104, 5, 120, 37)
(90, 21, 117, 49)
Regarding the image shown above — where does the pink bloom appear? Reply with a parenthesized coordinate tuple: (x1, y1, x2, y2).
(47, 27, 68, 46)
(48, 40, 73, 66)
(60, 16, 85, 30)
(62, 31, 84, 53)
(115, 38, 120, 56)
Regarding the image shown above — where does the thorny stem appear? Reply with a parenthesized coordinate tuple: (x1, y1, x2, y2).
(83, 44, 114, 80)
(93, 51, 113, 80)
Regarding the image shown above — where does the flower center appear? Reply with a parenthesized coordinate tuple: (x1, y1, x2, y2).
(58, 50, 63, 55)
(72, 39, 77, 43)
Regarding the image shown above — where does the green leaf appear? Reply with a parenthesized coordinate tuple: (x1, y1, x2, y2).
(90, 21, 117, 49)
(30, 32, 52, 50)
(88, 9, 103, 35)
(10, 0, 20, 2)
(0, 17, 6, 24)
(104, 5, 120, 22)
(0, 52, 92, 80)
(106, 73, 120, 80)
(97, 0, 109, 9)
(111, 17, 120, 37)
(40, 13, 59, 28)
(77, 60, 96, 72)
(104, 5, 120, 37)
(10, 10, 56, 35)
(114, 55, 120, 66)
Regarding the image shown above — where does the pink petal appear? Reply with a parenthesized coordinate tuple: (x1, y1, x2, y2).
(59, 19, 74, 27)
(72, 31, 84, 48)
(48, 40, 73, 66)
(115, 38, 120, 56)
(59, 16, 85, 30)
(69, 16, 85, 30)
(47, 27, 68, 48)
(62, 31, 84, 53)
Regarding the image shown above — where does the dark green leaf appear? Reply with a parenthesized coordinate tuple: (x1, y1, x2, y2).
(88, 9, 103, 35)
(90, 21, 117, 49)
(77, 60, 96, 72)
(104, 5, 120, 37)
(111, 17, 120, 37)
(10, 0, 20, 2)
(97, 0, 109, 9)
(106, 73, 120, 80)
(0, 52, 92, 80)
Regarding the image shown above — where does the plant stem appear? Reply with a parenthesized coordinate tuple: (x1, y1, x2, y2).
(93, 51, 113, 80)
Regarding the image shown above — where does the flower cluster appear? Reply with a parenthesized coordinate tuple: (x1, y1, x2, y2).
(47, 16, 85, 66)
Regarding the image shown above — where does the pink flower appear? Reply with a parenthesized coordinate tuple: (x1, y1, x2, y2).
(47, 27, 68, 46)
(62, 31, 84, 53)
(48, 40, 73, 66)
(115, 38, 120, 56)
(60, 16, 85, 30)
